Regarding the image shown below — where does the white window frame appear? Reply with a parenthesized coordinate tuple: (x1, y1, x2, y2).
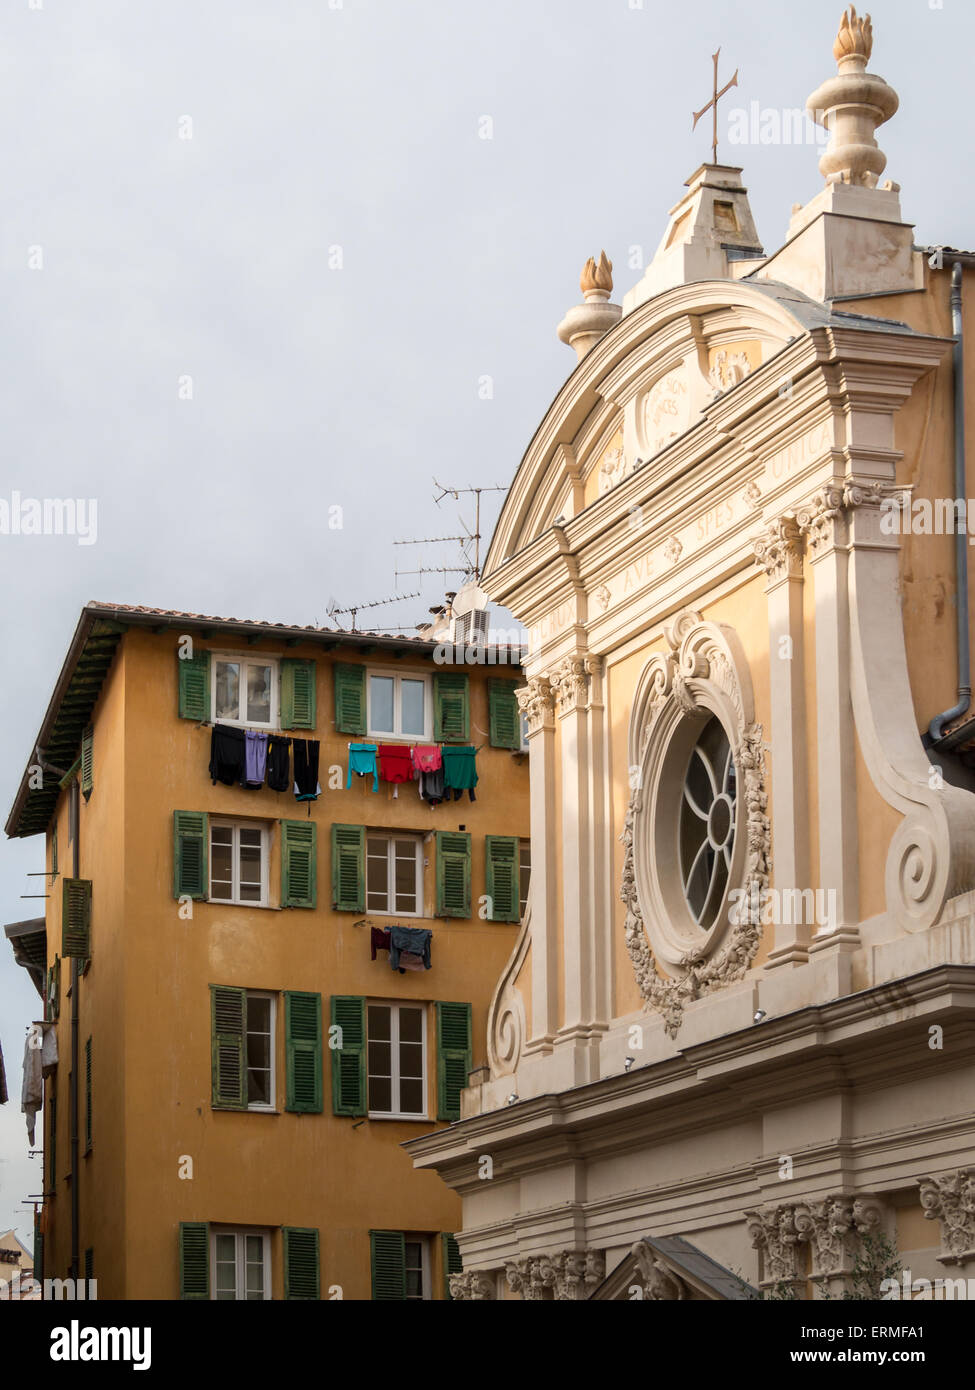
(367, 1001, 428, 1121)
(210, 1227, 271, 1301)
(519, 839, 531, 919)
(210, 651, 280, 730)
(245, 990, 277, 1113)
(366, 667, 432, 742)
(403, 1235, 432, 1301)
(209, 819, 270, 907)
(366, 832, 423, 917)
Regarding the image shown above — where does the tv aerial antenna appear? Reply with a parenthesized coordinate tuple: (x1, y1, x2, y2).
(393, 480, 507, 586)
(325, 590, 420, 634)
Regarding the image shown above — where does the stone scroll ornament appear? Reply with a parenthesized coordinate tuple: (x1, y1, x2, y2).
(620, 611, 770, 1038)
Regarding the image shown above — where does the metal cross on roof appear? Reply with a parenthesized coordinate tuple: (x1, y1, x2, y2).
(692, 48, 739, 166)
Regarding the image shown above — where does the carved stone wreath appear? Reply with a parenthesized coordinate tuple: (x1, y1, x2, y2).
(621, 610, 770, 1037)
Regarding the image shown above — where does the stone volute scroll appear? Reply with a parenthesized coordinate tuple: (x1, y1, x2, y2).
(621, 609, 770, 1037)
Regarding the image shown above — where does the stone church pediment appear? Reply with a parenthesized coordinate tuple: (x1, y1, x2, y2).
(592, 1234, 759, 1301)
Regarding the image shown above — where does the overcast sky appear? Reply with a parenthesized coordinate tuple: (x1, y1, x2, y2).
(1, 0, 972, 1245)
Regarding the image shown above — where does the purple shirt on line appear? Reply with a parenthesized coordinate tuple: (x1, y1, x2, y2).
(243, 730, 268, 787)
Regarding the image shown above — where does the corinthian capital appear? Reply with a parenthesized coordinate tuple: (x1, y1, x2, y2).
(918, 1169, 975, 1266)
(516, 677, 555, 735)
(753, 515, 804, 583)
(550, 656, 588, 716)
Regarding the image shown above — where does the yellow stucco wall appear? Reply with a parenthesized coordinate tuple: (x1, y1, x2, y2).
(41, 627, 528, 1299)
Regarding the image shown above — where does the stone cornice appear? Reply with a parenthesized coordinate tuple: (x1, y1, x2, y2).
(404, 965, 975, 1184)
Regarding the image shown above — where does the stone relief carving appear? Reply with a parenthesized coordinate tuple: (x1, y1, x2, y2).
(505, 1250, 605, 1300)
(516, 677, 554, 736)
(550, 656, 588, 716)
(744, 479, 763, 510)
(487, 903, 530, 1077)
(747, 1196, 887, 1287)
(622, 610, 770, 1036)
(918, 1170, 975, 1265)
(592, 583, 612, 613)
(753, 515, 803, 583)
(598, 444, 627, 495)
(631, 1242, 689, 1300)
(708, 348, 751, 395)
(449, 1271, 496, 1300)
(663, 535, 683, 565)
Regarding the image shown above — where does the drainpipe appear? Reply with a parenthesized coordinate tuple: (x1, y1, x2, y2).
(69, 778, 80, 1283)
(928, 258, 971, 743)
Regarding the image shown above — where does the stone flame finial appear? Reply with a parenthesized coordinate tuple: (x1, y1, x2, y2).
(557, 250, 621, 364)
(806, 6, 898, 188)
(833, 6, 873, 69)
(580, 250, 613, 296)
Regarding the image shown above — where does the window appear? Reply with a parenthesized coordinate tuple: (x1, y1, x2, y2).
(367, 670, 430, 740)
(211, 654, 278, 729)
(210, 1229, 270, 1301)
(519, 840, 531, 918)
(245, 993, 275, 1109)
(367, 1003, 426, 1118)
(366, 834, 422, 915)
(404, 1238, 431, 1300)
(679, 715, 737, 931)
(210, 821, 269, 905)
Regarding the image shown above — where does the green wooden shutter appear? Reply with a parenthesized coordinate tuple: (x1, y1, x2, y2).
(434, 672, 470, 743)
(334, 663, 366, 735)
(488, 679, 520, 749)
(173, 811, 208, 900)
(61, 878, 92, 959)
(436, 1001, 472, 1121)
(286, 991, 322, 1113)
(80, 724, 94, 801)
(330, 996, 366, 1116)
(436, 831, 471, 918)
(281, 659, 317, 730)
(178, 652, 210, 721)
(179, 1222, 210, 1299)
(283, 1227, 320, 1300)
(210, 986, 247, 1110)
(485, 836, 520, 922)
(84, 1036, 92, 1151)
(442, 1233, 462, 1299)
(331, 824, 365, 911)
(282, 821, 317, 908)
(46, 956, 61, 1023)
(370, 1230, 406, 1300)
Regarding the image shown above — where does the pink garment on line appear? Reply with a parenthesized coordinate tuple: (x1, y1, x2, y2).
(411, 745, 442, 774)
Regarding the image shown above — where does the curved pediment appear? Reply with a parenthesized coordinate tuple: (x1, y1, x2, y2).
(484, 278, 833, 572)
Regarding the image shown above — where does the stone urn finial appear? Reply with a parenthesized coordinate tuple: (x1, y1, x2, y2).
(557, 250, 621, 363)
(806, 6, 898, 188)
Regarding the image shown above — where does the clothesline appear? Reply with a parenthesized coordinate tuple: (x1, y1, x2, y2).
(347, 742, 479, 805)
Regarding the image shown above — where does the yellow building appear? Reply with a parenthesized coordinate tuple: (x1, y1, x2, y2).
(4, 600, 528, 1299)
(410, 10, 975, 1300)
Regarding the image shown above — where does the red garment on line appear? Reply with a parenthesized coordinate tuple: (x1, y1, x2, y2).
(378, 744, 414, 783)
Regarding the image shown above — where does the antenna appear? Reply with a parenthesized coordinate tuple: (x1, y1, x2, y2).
(394, 480, 507, 584)
(326, 591, 420, 634)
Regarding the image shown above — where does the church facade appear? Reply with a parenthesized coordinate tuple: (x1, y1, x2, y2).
(407, 8, 975, 1299)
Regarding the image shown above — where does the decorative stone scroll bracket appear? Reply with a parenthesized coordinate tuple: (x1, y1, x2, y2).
(746, 1195, 888, 1291)
(918, 1169, 975, 1266)
(449, 1271, 497, 1301)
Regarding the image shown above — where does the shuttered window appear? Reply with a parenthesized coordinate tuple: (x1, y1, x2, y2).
(280, 659, 316, 730)
(210, 985, 247, 1110)
(211, 1228, 269, 1300)
(334, 663, 366, 735)
(173, 811, 208, 900)
(332, 824, 365, 911)
(485, 836, 520, 922)
(178, 652, 210, 722)
(330, 996, 366, 1116)
(435, 831, 471, 918)
(179, 1222, 210, 1299)
(442, 1233, 462, 1299)
(370, 1230, 406, 1300)
(488, 679, 520, 749)
(210, 820, 267, 905)
(433, 672, 469, 743)
(80, 724, 94, 802)
(84, 1036, 92, 1152)
(436, 1001, 472, 1121)
(366, 1003, 426, 1117)
(281, 821, 317, 908)
(61, 878, 92, 959)
(283, 1227, 320, 1300)
(285, 992, 322, 1113)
